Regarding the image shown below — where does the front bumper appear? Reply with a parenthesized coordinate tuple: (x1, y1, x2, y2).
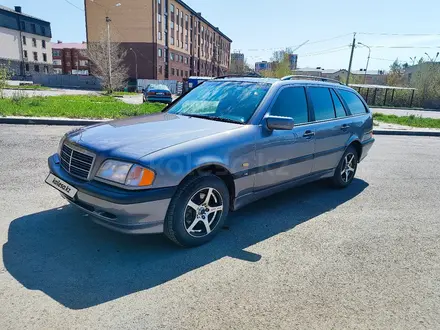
(48, 154, 175, 234)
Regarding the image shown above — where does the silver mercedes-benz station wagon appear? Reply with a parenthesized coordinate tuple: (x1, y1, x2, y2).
(46, 76, 374, 247)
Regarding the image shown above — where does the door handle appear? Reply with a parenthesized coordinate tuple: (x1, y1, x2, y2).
(341, 124, 350, 130)
(303, 130, 315, 138)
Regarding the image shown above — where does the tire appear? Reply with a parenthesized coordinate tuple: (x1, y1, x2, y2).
(332, 145, 358, 188)
(164, 174, 230, 247)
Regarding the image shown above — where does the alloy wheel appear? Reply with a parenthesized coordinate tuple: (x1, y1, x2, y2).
(341, 153, 356, 183)
(184, 187, 224, 238)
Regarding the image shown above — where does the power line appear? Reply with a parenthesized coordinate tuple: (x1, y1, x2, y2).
(63, 0, 84, 11)
(370, 57, 396, 62)
(358, 32, 440, 37)
(370, 45, 440, 49)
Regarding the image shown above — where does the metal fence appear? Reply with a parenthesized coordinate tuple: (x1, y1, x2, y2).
(137, 79, 178, 94)
(29, 74, 102, 90)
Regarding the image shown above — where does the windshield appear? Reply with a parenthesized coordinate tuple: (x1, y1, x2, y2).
(167, 81, 271, 123)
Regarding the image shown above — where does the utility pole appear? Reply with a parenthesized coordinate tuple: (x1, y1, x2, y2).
(346, 32, 356, 85)
(106, 16, 112, 92)
(358, 42, 371, 84)
(129, 48, 138, 81)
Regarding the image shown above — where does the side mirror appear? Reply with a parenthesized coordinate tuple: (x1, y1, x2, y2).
(265, 115, 294, 130)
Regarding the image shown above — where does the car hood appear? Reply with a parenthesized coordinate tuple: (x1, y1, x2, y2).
(67, 113, 242, 160)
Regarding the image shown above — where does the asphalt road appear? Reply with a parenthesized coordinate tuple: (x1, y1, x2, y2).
(0, 125, 439, 330)
(373, 107, 440, 119)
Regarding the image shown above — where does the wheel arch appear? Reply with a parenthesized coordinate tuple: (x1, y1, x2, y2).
(346, 139, 362, 162)
(178, 163, 236, 208)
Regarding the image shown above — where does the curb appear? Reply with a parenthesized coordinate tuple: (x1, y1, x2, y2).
(373, 129, 440, 137)
(0, 117, 105, 126)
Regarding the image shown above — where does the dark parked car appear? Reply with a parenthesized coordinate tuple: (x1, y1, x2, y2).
(142, 84, 172, 104)
(46, 76, 374, 247)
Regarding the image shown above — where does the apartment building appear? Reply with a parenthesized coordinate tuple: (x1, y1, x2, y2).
(52, 41, 90, 75)
(85, 0, 232, 80)
(0, 5, 53, 75)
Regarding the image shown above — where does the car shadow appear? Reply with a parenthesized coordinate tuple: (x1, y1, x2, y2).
(3, 179, 368, 310)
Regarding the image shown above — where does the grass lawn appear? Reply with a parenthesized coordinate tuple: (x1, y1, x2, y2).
(0, 95, 166, 119)
(109, 91, 139, 96)
(373, 112, 440, 129)
(4, 84, 51, 90)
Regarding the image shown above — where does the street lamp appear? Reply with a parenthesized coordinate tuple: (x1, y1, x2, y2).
(357, 42, 371, 84)
(129, 47, 138, 82)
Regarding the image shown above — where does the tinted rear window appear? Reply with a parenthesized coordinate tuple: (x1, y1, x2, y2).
(308, 87, 335, 121)
(330, 89, 347, 118)
(338, 90, 367, 115)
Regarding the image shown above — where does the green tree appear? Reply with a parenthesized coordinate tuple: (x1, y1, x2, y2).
(0, 63, 12, 98)
(386, 59, 406, 86)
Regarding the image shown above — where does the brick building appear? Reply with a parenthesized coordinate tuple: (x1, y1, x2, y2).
(84, 0, 232, 81)
(51, 41, 90, 75)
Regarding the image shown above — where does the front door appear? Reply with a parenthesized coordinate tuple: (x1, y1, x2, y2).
(254, 86, 316, 190)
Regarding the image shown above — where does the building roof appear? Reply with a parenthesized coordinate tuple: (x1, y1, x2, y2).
(294, 68, 346, 74)
(175, 0, 232, 42)
(51, 42, 87, 49)
(351, 69, 386, 75)
(0, 5, 50, 23)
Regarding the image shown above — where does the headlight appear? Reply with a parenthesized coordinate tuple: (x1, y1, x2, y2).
(96, 160, 155, 187)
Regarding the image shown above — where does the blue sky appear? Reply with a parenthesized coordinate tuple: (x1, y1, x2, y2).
(4, 0, 440, 71)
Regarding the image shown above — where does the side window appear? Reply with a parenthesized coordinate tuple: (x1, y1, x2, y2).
(270, 87, 309, 125)
(308, 87, 335, 121)
(330, 89, 347, 118)
(338, 90, 367, 115)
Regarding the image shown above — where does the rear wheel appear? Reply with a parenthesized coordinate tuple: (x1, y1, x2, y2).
(332, 146, 358, 188)
(164, 174, 229, 247)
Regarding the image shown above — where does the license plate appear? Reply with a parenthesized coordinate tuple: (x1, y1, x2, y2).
(156, 92, 164, 95)
(45, 173, 78, 198)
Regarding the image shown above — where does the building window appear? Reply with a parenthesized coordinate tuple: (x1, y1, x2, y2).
(171, 36, 174, 45)
(42, 40, 46, 49)
(31, 23, 36, 34)
(44, 65, 49, 74)
(41, 26, 46, 35)
(25, 63, 29, 72)
(185, 70, 188, 77)
(158, 65, 163, 74)
(21, 21, 25, 30)
(185, 43, 188, 50)
(170, 21, 174, 29)
(53, 59, 62, 65)
(157, 13, 161, 22)
(53, 49, 61, 57)
(158, 48, 162, 57)
(176, 69, 179, 77)
(22, 36, 26, 45)
(23, 50, 28, 58)
(43, 53, 47, 62)
(34, 65, 40, 72)
(79, 60, 88, 66)
(54, 68, 62, 74)
(180, 55, 183, 62)
(181, 69, 183, 76)
(184, 57, 188, 64)
(170, 53, 174, 61)
(170, 4, 174, 13)
(33, 52, 38, 61)
(158, 31, 162, 40)
(176, 9, 179, 19)
(32, 38, 37, 47)
(171, 67, 175, 75)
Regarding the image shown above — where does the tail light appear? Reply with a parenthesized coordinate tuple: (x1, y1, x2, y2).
(165, 92, 171, 96)
(147, 91, 156, 96)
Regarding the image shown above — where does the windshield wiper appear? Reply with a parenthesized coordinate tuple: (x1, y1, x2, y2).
(180, 113, 244, 124)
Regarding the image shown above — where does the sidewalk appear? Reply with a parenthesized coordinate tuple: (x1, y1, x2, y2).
(373, 121, 440, 136)
(372, 107, 440, 119)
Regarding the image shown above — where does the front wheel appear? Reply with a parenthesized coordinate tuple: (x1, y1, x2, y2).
(164, 174, 230, 247)
(332, 146, 358, 188)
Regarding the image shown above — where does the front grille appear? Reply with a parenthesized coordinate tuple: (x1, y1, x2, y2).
(60, 143, 95, 180)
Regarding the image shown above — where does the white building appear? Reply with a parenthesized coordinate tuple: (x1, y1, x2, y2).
(0, 5, 53, 76)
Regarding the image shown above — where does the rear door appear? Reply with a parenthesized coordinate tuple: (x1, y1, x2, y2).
(307, 86, 351, 173)
(254, 86, 316, 190)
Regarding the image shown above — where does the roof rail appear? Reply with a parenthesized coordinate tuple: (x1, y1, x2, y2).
(281, 75, 343, 85)
(215, 73, 262, 79)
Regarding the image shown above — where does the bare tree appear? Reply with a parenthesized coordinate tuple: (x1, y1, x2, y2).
(83, 32, 128, 93)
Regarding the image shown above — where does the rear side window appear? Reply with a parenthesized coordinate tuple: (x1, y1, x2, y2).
(308, 87, 335, 121)
(330, 89, 347, 118)
(338, 90, 367, 115)
(270, 87, 309, 125)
